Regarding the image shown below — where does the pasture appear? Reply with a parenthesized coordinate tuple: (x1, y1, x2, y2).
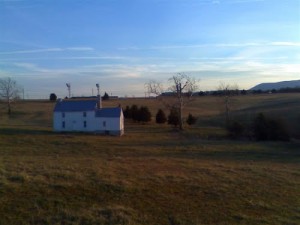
(0, 93, 299, 224)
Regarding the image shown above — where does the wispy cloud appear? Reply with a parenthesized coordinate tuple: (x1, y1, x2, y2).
(189, 56, 288, 61)
(11, 62, 145, 79)
(2, 55, 299, 97)
(7, 42, 298, 55)
(227, 0, 265, 3)
(0, 47, 94, 55)
(0, 48, 62, 54)
(119, 42, 300, 51)
(168, 0, 266, 6)
(65, 47, 94, 51)
(271, 42, 300, 47)
(0, 55, 178, 62)
(0, 0, 25, 2)
(10, 57, 299, 79)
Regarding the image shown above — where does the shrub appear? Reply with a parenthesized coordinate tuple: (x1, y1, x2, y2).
(130, 105, 139, 121)
(49, 93, 57, 101)
(253, 113, 290, 141)
(102, 92, 109, 100)
(227, 120, 245, 139)
(168, 108, 180, 127)
(253, 113, 269, 141)
(156, 109, 167, 124)
(267, 119, 290, 141)
(138, 106, 151, 123)
(124, 105, 151, 123)
(123, 106, 131, 119)
(186, 113, 197, 125)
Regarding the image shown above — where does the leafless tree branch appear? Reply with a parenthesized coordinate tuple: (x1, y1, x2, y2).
(0, 77, 21, 114)
(146, 73, 199, 130)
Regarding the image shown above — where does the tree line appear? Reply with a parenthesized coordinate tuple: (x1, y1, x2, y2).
(227, 113, 290, 141)
(0, 76, 295, 141)
(123, 104, 197, 127)
(197, 86, 300, 96)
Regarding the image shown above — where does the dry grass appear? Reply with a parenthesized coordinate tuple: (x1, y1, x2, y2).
(0, 94, 299, 224)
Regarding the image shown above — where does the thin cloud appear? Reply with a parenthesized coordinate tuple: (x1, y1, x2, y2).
(0, 47, 94, 55)
(11, 62, 145, 79)
(0, 55, 178, 62)
(165, 0, 266, 5)
(189, 56, 288, 61)
(3, 58, 299, 96)
(65, 47, 94, 51)
(227, 0, 265, 3)
(0, 48, 62, 54)
(0, 0, 25, 2)
(271, 42, 300, 47)
(118, 42, 300, 51)
(0, 56, 126, 61)
(0, 41, 200, 56)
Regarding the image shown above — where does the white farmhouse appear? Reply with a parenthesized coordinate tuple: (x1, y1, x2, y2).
(53, 96, 124, 136)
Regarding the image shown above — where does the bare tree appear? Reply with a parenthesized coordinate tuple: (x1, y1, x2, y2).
(144, 79, 164, 97)
(146, 73, 199, 130)
(0, 77, 21, 114)
(168, 73, 198, 130)
(218, 82, 239, 126)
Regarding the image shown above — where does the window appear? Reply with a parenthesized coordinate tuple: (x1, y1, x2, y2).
(62, 121, 65, 128)
(84, 121, 87, 128)
(83, 112, 86, 117)
(62, 112, 65, 118)
(103, 121, 106, 127)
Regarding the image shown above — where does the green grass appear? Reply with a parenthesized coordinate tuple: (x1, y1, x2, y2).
(0, 94, 299, 224)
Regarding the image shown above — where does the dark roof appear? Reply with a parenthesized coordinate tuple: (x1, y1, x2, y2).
(54, 100, 97, 112)
(95, 107, 122, 118)
(54, 100, 122, 118)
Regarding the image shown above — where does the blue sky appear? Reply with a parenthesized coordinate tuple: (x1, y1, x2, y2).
(0, 0, 299, 98)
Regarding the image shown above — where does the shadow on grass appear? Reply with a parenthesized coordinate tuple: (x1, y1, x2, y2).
(129, 140, 300, 164)
(0, 127, 53, 136)
(0, 127, 117, 138)
(183, 145, 300, 163)
(186, 150, 299, 164)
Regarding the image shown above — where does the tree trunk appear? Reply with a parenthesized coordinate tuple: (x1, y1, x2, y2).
(225, 96, 229, 126)
(8, 102, 11, 115)
(179, 97, 184, 130)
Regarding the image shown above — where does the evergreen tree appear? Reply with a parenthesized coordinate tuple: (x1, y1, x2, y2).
(156, 109, 167, 124)
(226, 120, 245, 139)
(138, 106, 152, 122)
(145, 73, 198, 130)
(123, 105, 131, 119)
(186, 113, 197, 125)
(131, 105, 139, 121)
(49, 93, 57, 101)
(102, 92, 109, 100)
(253, 113, 269, 141)
(168, 108, 180, 127)
(267, 119, 290, 141)
(253, 113, 290, 141)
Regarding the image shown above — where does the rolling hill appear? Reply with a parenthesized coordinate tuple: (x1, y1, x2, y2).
(250, 80, 300, 91)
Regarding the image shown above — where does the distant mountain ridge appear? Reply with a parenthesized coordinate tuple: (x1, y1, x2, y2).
(250, 80, 300, 91)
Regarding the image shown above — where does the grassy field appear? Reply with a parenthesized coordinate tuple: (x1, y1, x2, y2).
(0, 94, 299, 224)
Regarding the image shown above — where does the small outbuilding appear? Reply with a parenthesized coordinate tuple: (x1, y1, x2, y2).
(53, 96, 124, 136)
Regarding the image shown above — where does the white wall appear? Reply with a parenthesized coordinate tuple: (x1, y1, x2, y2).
(53, 110, 124, 135)
(53, 111, 95, 132)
